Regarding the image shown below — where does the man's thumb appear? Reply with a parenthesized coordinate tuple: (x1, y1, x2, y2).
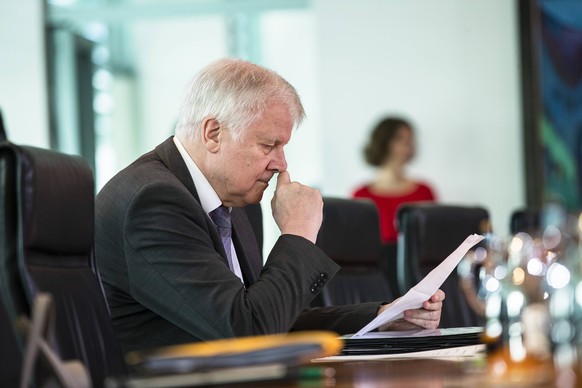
(276, 170, 291, 187)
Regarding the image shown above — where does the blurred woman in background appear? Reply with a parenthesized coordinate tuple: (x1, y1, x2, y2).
(353, 116, 436, 243)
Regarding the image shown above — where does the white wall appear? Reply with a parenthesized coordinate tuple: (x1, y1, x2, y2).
(259, 10, 323, 257)
(132, 16, 230, 154)
(1, 0, 525, 241)
(315, 0, 524, 236)
(94, 16, 230, 189)
(261, 10, 323, 189)
(0, 0, 49, 147)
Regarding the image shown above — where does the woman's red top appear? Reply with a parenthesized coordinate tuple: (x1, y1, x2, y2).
(352, 183, 436, 243)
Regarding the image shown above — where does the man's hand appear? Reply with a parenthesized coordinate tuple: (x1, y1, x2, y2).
(271, 171, 323, 243)
(378, 289, 445, 331)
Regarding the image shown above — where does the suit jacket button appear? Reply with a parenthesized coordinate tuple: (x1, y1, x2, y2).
(320, 273, 328, 281)
(310, 287, 317, 293)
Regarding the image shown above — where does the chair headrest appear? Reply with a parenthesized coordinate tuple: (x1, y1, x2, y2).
(510, 208, 540, 234)
(316, 197, 382, 265)
(19, 146, 94, 255)
(397, 204, 490, 267)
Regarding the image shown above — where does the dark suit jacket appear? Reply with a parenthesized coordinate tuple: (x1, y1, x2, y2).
(96, 137, 380, 352)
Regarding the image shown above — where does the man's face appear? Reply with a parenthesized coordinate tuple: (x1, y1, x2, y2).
(210, 102, 292, 207)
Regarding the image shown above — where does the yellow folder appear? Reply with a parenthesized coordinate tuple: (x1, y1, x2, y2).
(125, 330, 343, 375)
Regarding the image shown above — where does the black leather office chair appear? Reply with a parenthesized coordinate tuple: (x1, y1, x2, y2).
(396, 204, 490, 328)
(0, 293, 24, 386)
(510, 208, 540, 235)
(0, 135, 31, 386)
(314, 197, 393, 306)
(0, 141, 127, 387)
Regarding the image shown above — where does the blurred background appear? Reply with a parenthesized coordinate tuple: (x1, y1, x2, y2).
(0, 0, 539, 255)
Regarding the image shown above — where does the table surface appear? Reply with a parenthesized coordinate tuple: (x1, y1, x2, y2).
(243, 355, 565, 388)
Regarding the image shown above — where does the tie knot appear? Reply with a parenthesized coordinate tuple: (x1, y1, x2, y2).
(210, 206, 231, 229)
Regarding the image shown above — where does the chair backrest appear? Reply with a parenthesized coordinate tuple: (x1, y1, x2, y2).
(0, 142, 127, 387)
(314, 197, 393, 305)
(0, 142, 31, 386)
(396, 203, 490, 328)
(510, 208, 540, 235)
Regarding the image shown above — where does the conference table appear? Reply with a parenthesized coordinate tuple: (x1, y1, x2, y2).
(239, 355, 560, 387)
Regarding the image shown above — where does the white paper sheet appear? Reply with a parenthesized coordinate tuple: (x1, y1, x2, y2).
(344, 326, 482, 339)
(353, 234, 484, 337)
(312, 344, 486, 362)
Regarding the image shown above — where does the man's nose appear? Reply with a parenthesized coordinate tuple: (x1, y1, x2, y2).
(269, 148, 287, 172)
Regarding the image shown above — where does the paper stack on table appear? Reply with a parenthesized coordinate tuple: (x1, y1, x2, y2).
(353, 234, 485, 337)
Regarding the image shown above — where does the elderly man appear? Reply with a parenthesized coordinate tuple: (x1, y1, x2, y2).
(95, 58, 444, 352)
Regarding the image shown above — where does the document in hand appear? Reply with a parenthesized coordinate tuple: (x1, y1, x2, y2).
(353, 234, 485, 337)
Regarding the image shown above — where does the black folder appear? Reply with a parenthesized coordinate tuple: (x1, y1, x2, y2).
(340, 327, 483, 355)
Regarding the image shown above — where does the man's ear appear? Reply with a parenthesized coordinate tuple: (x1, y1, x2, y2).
(202, 117, 221, 153)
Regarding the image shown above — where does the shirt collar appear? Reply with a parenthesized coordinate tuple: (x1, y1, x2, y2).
(173, 136, 224, 214)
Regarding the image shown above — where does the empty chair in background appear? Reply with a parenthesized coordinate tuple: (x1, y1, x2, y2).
(0, 141, 127, 387)
(510, 208, 540, 235)
(314, 197, 394, 306)
(396, 203, 490, 328)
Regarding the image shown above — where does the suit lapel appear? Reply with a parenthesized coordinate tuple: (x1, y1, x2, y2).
(231, 208, 263, 286)
(154, 137, 228, 267)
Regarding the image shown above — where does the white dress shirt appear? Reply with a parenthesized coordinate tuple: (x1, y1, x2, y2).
(173, 136, 244, 283)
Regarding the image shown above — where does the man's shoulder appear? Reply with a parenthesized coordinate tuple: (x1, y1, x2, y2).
(107, 137, 181, 183)
(105, 151, 170, 186)
(97, 146, 189, 204)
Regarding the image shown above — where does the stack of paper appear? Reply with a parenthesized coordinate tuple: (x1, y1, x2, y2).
(341, 327, 484, 356)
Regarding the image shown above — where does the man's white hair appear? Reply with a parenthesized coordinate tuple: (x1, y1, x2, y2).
(175, 58, 305, 143)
